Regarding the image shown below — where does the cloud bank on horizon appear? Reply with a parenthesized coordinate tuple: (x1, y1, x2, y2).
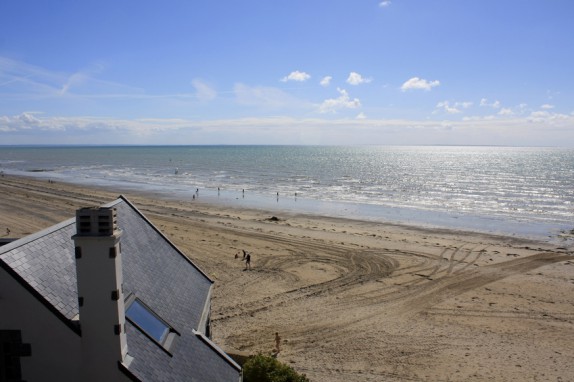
(0, 0, 573, 146)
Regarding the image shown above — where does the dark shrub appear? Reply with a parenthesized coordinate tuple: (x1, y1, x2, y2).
(243, 354, 310, 382)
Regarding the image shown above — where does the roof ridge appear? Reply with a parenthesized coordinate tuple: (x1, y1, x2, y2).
(114, 195, 214, 284)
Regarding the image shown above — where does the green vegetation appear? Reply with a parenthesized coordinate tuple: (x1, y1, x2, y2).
(242, 354, 310, 382)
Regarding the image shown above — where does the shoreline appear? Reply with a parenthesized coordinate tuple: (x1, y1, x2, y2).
(5, 169, 573, 245)
(1, 174, 573, 381)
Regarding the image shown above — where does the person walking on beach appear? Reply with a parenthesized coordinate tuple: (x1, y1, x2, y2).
(245, 252, 251, 270)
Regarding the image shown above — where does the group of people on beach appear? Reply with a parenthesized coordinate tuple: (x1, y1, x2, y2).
(233, 250, 285, 354)
(188, 187, 298, 202)
(233, 250, 286, 355)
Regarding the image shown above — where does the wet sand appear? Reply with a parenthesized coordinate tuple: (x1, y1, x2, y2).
(1, 174, 573, 381)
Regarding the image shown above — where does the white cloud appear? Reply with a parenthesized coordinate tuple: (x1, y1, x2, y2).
(498, 108, 514, 116)
(541, 104, 555, 110)
(528, 111, 550, 122)
(0, 112, 40, 132)
(379, 1, 392, 7)
(401, 77, 440, 91)
(3, 112, 574, 146)
(0, 57, 145, 101)
(511, 103, 529, 116)
(280, 70, 311, 82)
(346, 72, 372, 86)
(318, 88, 361, 113)
(525, 110, 571, 125)
(435, 101, 472, 114)
(0, 113, 128, 133)
(234, 83, 304, 108)
(356, 112, 367, 119)
(60, 62, 131, 97)
(320, 76, 332, 87)
(479, 98, 501, 109)
(526, 111, 574, 129)
(0, 60, 66, 94)
(60, 72, 88, 95)
(191, 79, 217, 102)
(435, 101, 461, 114)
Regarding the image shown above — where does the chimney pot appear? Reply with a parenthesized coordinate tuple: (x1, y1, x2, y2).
(75, 207, 119, 237)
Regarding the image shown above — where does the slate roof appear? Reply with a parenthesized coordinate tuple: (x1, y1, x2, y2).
(0, 196, 241, 382)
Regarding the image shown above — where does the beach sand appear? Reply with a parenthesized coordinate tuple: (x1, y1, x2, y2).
(1, 174, 573, 381)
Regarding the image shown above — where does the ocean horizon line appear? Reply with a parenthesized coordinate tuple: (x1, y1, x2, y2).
(0, 143, 567, 149)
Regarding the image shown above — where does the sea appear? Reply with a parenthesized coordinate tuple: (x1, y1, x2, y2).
(1, 145, 573, 243)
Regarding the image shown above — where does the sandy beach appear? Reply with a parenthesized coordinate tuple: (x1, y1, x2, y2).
(1, 174, 573, 381)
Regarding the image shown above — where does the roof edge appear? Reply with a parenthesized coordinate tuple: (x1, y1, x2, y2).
(0, 217, 80, 335)
(118, 360, 141, 382)
(198, 284, 213, 333)
(109, 195, 214, 284)
(0, 218, 75, 255)
(193, 329, 242, 372)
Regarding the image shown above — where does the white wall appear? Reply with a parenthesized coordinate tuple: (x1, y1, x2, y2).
(0, 268, 131, 382)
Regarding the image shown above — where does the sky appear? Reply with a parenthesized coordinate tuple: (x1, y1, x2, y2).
(1, 0, 573, 146)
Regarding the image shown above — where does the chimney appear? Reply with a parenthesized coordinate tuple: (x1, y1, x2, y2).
(72, 207, 127, 381)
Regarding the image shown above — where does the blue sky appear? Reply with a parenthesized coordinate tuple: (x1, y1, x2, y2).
(1, 0, 573, 146)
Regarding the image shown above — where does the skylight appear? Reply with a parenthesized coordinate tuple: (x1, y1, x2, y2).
(126, 299, 170, 343)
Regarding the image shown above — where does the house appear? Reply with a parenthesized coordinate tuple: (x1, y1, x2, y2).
(0, 196, 242, 381)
